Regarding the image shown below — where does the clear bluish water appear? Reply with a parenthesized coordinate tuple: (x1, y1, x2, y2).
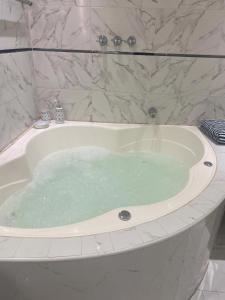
(0, 147, 189, 228)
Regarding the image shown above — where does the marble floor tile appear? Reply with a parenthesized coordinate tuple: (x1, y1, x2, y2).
(192, 290, 225, 300)
(199, 261, 225, 293)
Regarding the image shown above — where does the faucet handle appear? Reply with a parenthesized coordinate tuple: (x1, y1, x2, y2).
(125, 36, 136, 47)
(97, 35, 108, 47)
(111, 35, 123, 47)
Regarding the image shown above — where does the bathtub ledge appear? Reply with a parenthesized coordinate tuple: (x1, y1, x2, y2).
(0, 128, 224, 261)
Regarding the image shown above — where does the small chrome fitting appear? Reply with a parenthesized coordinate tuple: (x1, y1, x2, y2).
(97, 35, 108, 47)
(111, 36, 123, 47)
(126, 36, 136, 47)
(148, 107, 158, 118)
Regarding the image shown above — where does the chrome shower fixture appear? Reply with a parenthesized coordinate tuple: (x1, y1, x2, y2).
(148, 107, 158, 118)
(97, 35, 108, 47)
(126, 36, 136, 47)
(111, 36, 123, 47)
(16, 0, 32, 6)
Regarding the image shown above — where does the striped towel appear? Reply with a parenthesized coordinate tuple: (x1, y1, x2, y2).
(200, 120, 225, 144)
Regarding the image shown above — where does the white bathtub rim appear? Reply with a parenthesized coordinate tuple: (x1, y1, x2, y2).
(0, 122, 216, 237)
(0, 122, 224, 261)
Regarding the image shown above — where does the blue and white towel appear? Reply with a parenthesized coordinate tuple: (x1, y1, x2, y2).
(200, 120, 225, 144)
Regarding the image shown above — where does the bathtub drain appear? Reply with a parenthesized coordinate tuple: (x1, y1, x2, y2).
(118, 210, 131, 221)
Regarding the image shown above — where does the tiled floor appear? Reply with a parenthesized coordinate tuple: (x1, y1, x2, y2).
(192, 290, 225, 299)
(191, 260, 225, 300)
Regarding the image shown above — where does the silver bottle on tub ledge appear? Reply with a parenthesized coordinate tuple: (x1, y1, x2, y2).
(54, 100, 65, 124)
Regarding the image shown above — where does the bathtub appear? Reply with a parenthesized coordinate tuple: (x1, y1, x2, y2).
(0, 122, 216, 237)
(0, 121, 225, 300)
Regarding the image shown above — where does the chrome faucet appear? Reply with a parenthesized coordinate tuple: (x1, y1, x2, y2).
(97, 35, 108, 47)
(98, 35, 137, 48)
(148, 107, 158, 118)
(125, 36, 136, 47)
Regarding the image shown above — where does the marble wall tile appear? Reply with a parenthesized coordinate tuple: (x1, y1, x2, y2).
(0, 0, 36, 150)
(142, 0, 184, 8)
(91, 6, 225, 54)
(93, 54, 225, 97)
(175, 209, 222, 300)
(35, 88, 92, 120)
(0, 52, 37, 151)
(91, 0, 142, 8)
(0, 230, 190, 300)
(0, 52, 34, 99)
(142, 0, 225, 10)
(29, 0, 225, 125)
(48, 238, 82, 258)
(30, 2, 91, 49)
(0, 0, 30, 49)
(35, 88, 225, 125)
(181, 0, 225, 10)
(0, 237, 22, 258)
(33, 51, 93, 90)
(35, 88, 153, 124)
(15, 238, 51, 259)
(36, 0, 91, 6)
(29, 1, 225, 55)
(33, 51, 225, 97)
(166, 94, 225, 125)
(91, 7, 148, 51)
(0, 93, 34, 151)
(141, 0, 183, 9)
(0, 206, 222, 300)
(0, 209, 221, 300)
(90, 91, 151, 124)
(36, 88, 156, 125)
(31, 0, 141, 8)
(184, 9, 225, 55)
(26, 0, 225, 10)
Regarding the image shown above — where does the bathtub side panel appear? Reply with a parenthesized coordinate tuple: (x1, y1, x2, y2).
(0, 206, 222, 300)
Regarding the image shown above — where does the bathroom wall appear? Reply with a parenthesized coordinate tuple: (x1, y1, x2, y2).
(30, 0, 225, 124)
(0, 0, 37, 151)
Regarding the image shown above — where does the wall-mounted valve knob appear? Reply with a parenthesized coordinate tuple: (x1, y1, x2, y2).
(111, 35, 123, 47)
(126, 36, 136, 47)
(97, 35, 108, 47)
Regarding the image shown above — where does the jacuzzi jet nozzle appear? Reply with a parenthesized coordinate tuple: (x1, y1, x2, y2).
(118, 210, 132, 221)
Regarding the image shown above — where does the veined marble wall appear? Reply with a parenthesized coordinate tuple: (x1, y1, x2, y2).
(0, 0, 37, 151)
(30, 0, 225, 124)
